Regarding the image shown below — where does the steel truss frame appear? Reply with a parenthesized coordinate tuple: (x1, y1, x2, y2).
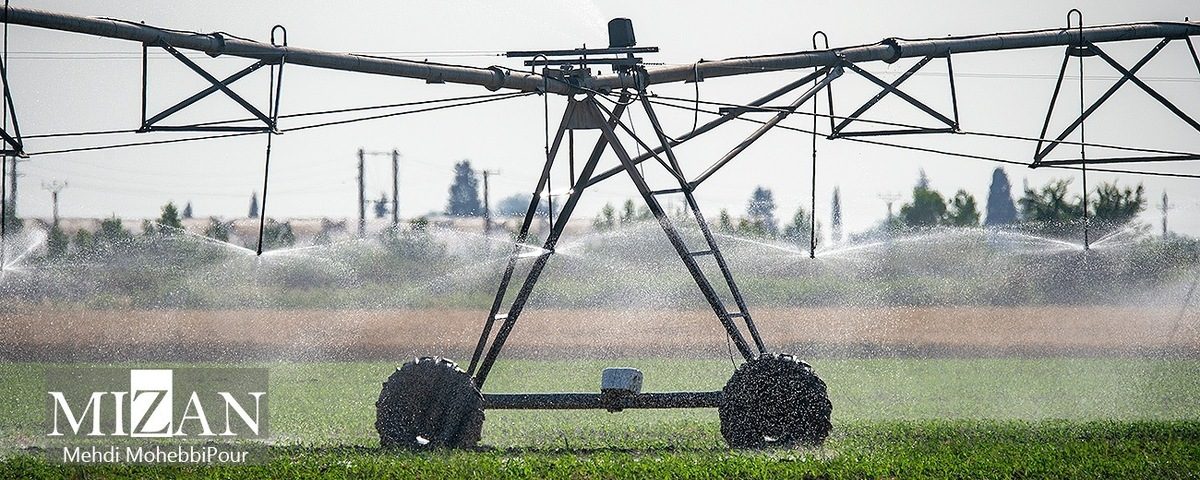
(467, 67, 841, 402)
(138, 37, 285, 134)
(828, 53, 960, 139)
(1032, 35, 1200, 166)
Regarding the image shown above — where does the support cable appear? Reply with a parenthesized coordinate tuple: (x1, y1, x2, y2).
(662, 62, 701, 146)
(30, 131, 261, 156)
(24, 91, 534, 156)
(279, 91, 533, 132)
(22, 91, 516, 138)
(650, 94, 1200, 160)
(641, 96, 1200, 180)
(627, 103, 646, 177)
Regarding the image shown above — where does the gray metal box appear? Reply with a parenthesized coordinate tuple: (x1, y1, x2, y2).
(601, 367, 643, 394)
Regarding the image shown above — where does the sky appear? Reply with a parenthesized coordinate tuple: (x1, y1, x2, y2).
(5, 0, 1200, 240)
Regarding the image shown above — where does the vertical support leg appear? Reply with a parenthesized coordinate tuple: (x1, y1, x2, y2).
(636, 93, 767, 355)
(470, 94, 631, 387)
(596, 97, 756, 360)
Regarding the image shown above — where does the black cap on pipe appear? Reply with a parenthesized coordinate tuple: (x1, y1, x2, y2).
(608, 18, 636, 48)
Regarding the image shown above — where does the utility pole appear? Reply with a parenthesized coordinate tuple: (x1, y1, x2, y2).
(41, 180, 67, 226)
(358, 148, 401, 234)
(481, 169, 499, 234)
(1159, 191, 1173, 238)
(357, 147, 366, 237)
(391, 149, 400, 226)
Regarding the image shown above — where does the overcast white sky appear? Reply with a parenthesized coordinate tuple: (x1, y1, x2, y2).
(7, 0, 1200, 239)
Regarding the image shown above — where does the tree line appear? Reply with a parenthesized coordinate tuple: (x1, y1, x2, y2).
(585, 166, 1150, 246)
(881, 167, 1147, 240)
(6, 157, 1157, 257)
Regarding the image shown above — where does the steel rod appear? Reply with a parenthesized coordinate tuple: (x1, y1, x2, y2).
(638, 92, 767, 354)
(483, 391, 722, 410)
(586, 68, 827, 187)
(1034, 39, 1172, 161)
(467, 98, 579, 377)
(832, 56, 935, 135)
(691, 67, 841, 188)
(594, 98, 756, 360)
(1038, 154, 1200, 165)
(472, 96, 630, 387)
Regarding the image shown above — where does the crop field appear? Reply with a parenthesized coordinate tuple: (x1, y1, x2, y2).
(5, 221, 1194, 477)
(1, 306, 1199, 477)
(2, 305, 1196, 361)
(2, 356, 1199, 478)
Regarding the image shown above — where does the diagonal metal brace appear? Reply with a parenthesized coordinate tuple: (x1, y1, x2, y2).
(1033, 38, 1199, 166)
(690, 66, 841, 188)
(831, 55, 960, 138)
(0, 55, 23, 156)
(140, 42, 283, 133)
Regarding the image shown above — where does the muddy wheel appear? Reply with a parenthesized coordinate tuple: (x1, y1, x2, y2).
(718, 353, 832, 448)
(375, 356, 484, 449)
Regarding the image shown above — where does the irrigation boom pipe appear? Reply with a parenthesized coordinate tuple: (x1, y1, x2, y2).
(600, 21, 1200, 89)
(4, 7, 1199, 94)
(0, 7, 556, 93)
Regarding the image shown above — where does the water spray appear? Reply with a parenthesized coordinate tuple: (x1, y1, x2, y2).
(1, 5, 1197, 451)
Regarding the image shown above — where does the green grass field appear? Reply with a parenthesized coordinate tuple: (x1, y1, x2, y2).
(2, 358, 1199, 478)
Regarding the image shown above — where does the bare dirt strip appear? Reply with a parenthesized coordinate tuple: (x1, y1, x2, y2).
(1, 306, 1197, 361)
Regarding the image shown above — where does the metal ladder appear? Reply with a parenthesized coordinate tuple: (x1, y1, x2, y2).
(601, 94, 766, 360)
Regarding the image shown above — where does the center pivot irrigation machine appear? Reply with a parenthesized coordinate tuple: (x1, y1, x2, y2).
(3, 7, 1200, 449)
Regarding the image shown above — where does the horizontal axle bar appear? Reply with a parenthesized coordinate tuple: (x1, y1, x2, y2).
(482, 391, 723, 410)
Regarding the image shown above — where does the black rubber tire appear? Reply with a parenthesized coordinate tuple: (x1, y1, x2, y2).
(718, 353, 833, 448)
(375, 356, 484, 449)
